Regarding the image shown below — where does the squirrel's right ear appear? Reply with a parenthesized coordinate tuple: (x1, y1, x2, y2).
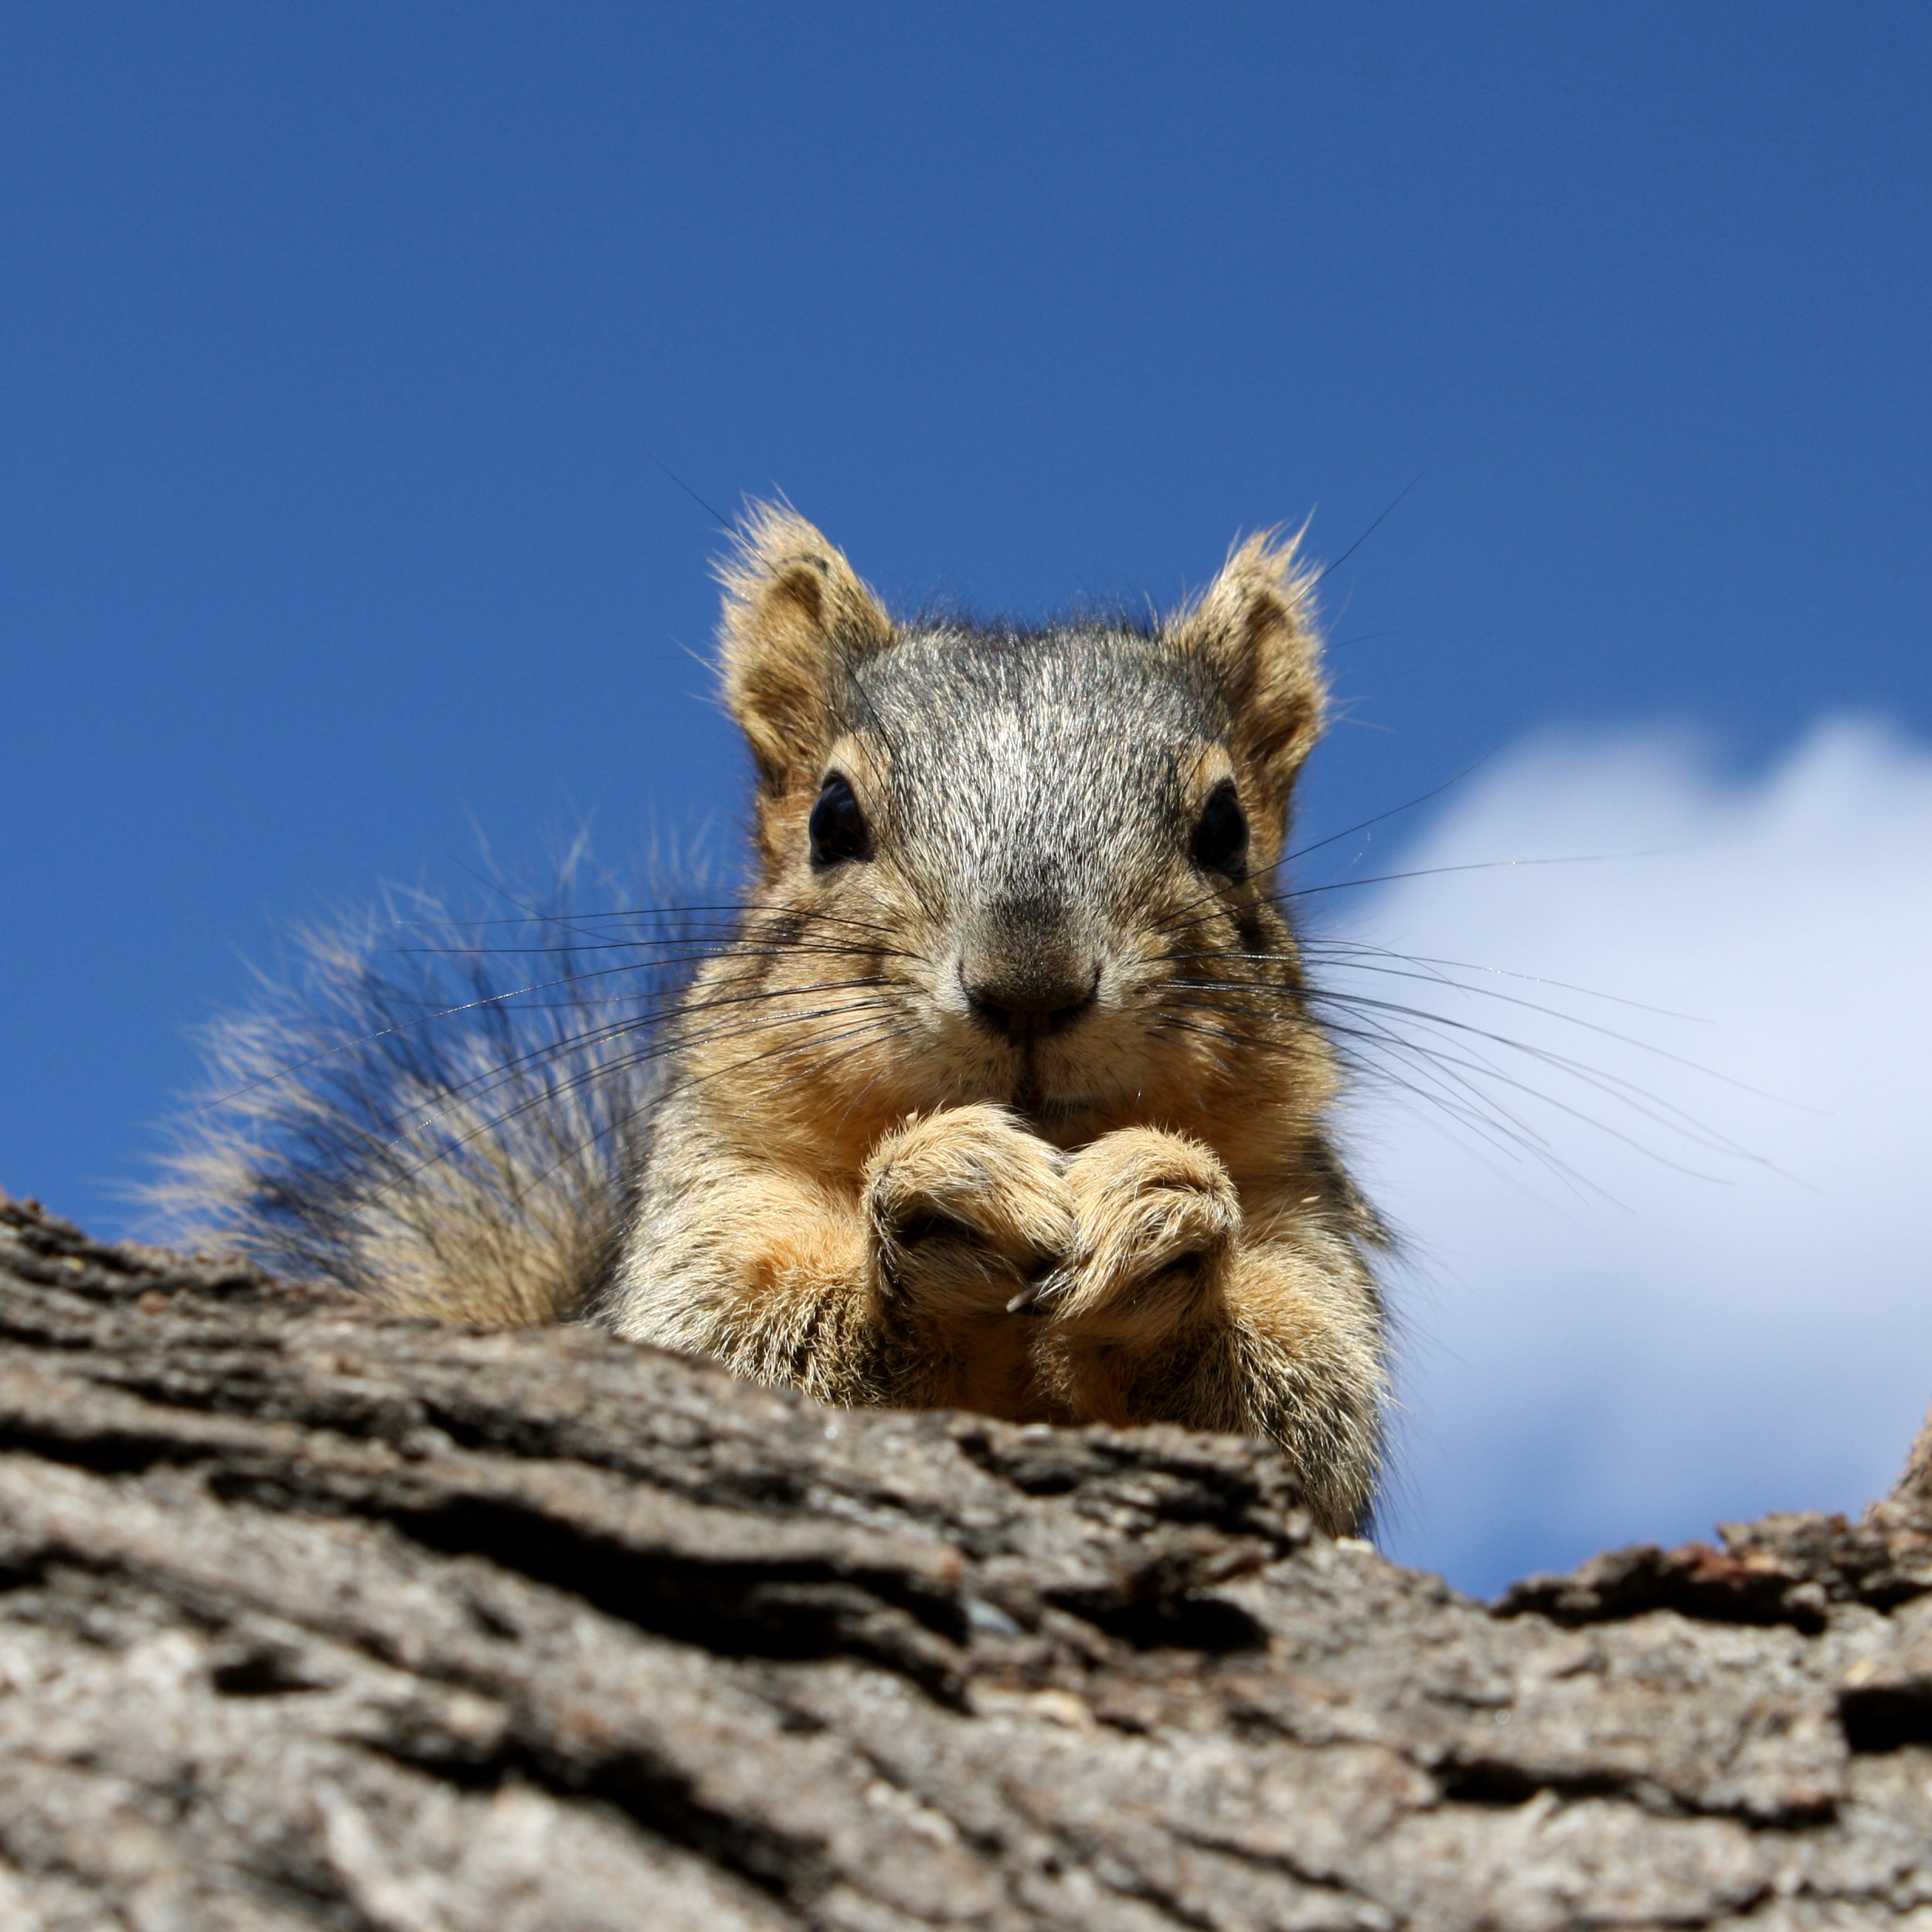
(716, 503, 896, 799)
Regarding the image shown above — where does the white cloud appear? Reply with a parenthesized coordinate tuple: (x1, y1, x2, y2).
(1322, 719, 1932, 1595)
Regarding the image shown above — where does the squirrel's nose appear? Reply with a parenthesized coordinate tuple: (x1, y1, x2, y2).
(960, 961, 1099, 1041)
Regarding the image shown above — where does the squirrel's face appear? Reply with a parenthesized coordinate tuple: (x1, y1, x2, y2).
(711, 509, 1338, 1134)
(790, 631, 1275, 1117)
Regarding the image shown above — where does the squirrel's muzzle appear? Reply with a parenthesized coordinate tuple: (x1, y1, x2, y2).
(958, 941, 1100, 1043)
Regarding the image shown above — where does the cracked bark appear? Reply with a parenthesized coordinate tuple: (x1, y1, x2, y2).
(3, 1190, 1931, 1930)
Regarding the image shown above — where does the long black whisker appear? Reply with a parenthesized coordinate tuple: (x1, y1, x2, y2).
(1279, 749, 1499, 870)
(368, 988, 898, 1152)
(464, 1012, 916, 1216)
(1329, 1039, 1627, 1203)
(335, 972, 891, 1150)
(392, 937, 923, 965)
(1171, 969, 1774, 1165)
(1285, 849, 1688, 902)
(1304, 471, 1423, 590)
(372, 998, 902, 1180)
(207, 911, 922, 1109)
(1151, 1014, 1293, 1058)
(1146, 840, 1685, 956)
(1298, 937, 1714, 1024)
(722, 1021, 920, 1138)
(1145, 1000, 1587, 1188)
(393, 898, 923, 950)
(1305, 988, 1776, 1162)
(643, 447, 731, 529)
(1322, 1012, 1749, 1179)
(1165, 957, 1787, 1107)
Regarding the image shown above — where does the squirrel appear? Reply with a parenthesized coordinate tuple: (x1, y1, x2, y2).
(158, 505, 1388, 1535)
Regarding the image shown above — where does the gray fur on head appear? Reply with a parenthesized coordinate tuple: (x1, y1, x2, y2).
(848, 622, 1228, 1019)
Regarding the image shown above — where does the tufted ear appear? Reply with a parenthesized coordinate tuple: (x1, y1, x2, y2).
(716, 503, 896, 802)
(1165, 530, 1327, 826)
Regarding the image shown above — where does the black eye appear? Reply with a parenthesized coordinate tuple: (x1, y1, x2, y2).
(1190, 780, 1248, 877)
(808, 773, 872, 867)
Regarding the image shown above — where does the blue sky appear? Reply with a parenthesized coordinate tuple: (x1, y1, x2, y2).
(5, 4, 1929, 1591)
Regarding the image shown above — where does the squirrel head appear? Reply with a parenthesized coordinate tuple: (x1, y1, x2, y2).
(714, 505, 1333, 1125)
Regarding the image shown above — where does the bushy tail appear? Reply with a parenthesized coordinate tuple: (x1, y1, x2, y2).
(147, 849, 709, 1325)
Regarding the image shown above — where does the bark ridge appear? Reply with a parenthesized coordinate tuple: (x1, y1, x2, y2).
(3, 1191, 1931, 1930)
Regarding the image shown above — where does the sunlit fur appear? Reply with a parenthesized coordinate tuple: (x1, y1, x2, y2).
(145, 854, 689, 1326)
(605, 507, 1386, 1533)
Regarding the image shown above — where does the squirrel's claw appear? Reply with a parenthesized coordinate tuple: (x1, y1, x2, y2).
(1006, 1263, 1074, 1315)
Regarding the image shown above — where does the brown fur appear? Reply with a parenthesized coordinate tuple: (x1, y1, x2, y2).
(606, 509, 1386, 1534)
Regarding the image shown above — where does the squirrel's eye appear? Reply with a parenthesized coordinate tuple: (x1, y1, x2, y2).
(1190, 781, 1248, 877)
(808, 773, 872, 867)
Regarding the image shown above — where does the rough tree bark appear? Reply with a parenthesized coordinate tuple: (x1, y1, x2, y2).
(2, 1189, 1931, 1930)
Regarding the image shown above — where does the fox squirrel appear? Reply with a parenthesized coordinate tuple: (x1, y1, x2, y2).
(162, 508, 1387, 1534)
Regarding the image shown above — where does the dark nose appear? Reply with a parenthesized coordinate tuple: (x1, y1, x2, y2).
(960, 958, 1099, 1041)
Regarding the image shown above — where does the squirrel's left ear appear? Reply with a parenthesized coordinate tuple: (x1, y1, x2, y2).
(716, 502, 896, 802)
(1165, 530, 1326, 818)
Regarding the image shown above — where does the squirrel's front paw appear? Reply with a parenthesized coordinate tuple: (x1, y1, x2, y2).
(863, 1105, 1074, 1318)
(1038, 1128, 1240, 1346)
